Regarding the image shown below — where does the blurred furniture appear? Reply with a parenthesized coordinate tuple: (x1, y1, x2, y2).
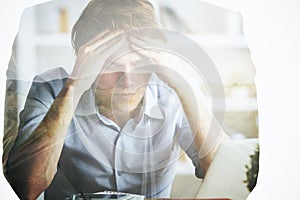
(171, 139, 258, 200)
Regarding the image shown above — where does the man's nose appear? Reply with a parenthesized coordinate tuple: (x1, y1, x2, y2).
(117, 64, 136, 87)
(117, 72, 134, 88)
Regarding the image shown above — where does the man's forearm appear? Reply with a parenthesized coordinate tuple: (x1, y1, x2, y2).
(157, 70, 229, 175)
(5, 79, 79, 200)
(175, 84, 230, 174)
(190, 90, 231, 174)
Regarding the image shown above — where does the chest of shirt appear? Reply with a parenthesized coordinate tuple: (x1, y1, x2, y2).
(62, 109, 181, 172)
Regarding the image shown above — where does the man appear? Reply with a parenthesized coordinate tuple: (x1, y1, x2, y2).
(4, 0, 229, 199)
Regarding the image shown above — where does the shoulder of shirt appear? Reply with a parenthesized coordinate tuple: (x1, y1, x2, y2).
(148, 73, 182, 108)
(28, 67, 69, 98)
(33, 67, 69, 82)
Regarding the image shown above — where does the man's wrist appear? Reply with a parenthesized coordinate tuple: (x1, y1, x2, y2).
(65, 78, 86, 96)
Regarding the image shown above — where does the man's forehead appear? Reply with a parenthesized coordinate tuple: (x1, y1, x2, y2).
(108, 49, 150, 64)
(102, 50, 156, 73)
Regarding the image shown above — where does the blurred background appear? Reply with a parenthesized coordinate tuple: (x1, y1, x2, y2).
(5, 0, 258, 199)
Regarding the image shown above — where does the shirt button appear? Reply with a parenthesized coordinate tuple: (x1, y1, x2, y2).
(117, 171, 122, 176)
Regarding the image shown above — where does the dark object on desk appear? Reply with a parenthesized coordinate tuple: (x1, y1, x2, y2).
(66, 193, 126, 200)
(66, 191, 146, 200)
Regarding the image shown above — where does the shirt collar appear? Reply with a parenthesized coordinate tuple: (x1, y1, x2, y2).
(74, 88, 98, 116)
(75, 74, 164, 120)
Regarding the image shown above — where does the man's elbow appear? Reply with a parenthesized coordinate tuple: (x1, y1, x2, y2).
(4, 166, 52, 200)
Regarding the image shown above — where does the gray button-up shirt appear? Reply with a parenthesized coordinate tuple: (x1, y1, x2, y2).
(11, 67, 203, 200)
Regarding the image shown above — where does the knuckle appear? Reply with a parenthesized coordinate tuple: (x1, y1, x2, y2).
(78, 45, 90, 55)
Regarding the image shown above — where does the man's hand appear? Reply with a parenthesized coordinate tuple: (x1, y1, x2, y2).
(70, 30, 125, 96)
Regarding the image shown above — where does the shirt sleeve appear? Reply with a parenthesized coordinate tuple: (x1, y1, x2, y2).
(10, 67, 68, 150)
(176, 107, 204, 178)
